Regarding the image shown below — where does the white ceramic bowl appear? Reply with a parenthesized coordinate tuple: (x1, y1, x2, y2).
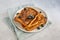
(13, 6, 48, 32)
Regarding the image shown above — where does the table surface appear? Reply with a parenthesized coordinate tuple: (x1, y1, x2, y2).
(0, 0, 60, 40)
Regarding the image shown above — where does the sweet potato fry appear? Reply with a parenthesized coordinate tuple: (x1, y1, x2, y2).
(29, 14, 39, 24)
(25, 21, 39, 29)
(24, 13, 47, 31)
(25, 14, 39, 28)
(25, 21, 42, 31)
(14, 17, 27, 27)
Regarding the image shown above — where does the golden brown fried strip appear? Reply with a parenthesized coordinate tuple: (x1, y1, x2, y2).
(24, 13, 47, 31)
(25, 14, 39, 28)
(25, 21, 42, 31)
(31, 21, 39, 26)
(29, 14, 39, 25)
(14, 17, 27, 27)
(38, 13, 47, 24)
(31, 14, 45, 25)
(25, 21, 39, 30)
(26, 13, 42, 27)
(40, 17, 47, 24)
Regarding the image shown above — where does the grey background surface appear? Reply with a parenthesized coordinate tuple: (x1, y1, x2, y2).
(0, 0, 60, 40)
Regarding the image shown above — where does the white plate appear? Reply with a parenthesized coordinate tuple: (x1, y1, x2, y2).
(13, 6, 48, 32)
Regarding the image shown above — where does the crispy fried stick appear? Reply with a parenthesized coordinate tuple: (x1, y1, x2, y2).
(25, 14, 39, 28)
(25, 21, 42, 31)
(14, 17, 27, 27)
